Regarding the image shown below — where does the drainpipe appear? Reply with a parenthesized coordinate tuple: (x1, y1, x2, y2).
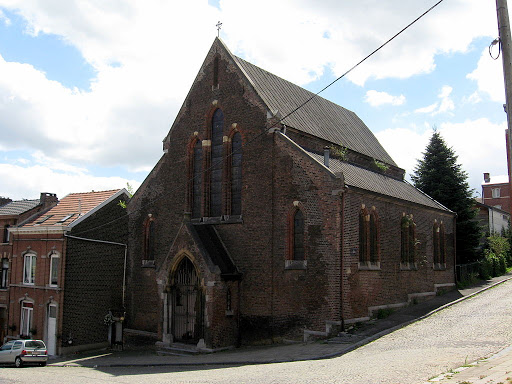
(339, 187, 347, 332)
(64, 234, 128, 309)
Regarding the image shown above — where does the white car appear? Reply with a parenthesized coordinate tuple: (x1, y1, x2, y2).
(0, 339, 48, 367)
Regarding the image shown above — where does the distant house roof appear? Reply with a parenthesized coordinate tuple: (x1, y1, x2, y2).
(0, 199, 40, 216)
(482, 175, 509, 185)
(231, 52, 397, 166)
(306, 150, 451, 212)
(22, 190, 122, 228)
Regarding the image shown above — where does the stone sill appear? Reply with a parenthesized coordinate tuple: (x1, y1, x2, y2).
(191, 215, 243, 225)
(358, 261, 381, 271)
(400, 262, 418, 271)
(433, 263, 447, 271)
(141, 260, 155, 268)
(285, 260, 307, 270)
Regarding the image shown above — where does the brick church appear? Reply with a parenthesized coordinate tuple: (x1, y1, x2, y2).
(125, 38, 455, 350)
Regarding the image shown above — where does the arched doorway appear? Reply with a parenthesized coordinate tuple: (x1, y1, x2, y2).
(170, 257, 203, 343)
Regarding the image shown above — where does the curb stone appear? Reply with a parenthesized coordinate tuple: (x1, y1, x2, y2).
(50, 275, 512, 368)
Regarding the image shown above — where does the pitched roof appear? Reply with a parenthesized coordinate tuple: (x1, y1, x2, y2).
(306, 150, 450, 212)
(230, 50, 396, 166)
(0, 199, 40, 216)
(22, 190, 121, 227)
(192, 224, 240, 280)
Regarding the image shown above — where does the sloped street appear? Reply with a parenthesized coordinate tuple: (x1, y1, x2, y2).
(1, 279, 512, 384)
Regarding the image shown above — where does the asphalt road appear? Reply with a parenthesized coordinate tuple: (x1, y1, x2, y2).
(1, 280, 512, 384)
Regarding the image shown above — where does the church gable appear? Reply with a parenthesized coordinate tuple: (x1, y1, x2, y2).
(125, 37, 456, 351)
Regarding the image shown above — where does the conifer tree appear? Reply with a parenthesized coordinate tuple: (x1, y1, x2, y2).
(411, 131, 480, 264)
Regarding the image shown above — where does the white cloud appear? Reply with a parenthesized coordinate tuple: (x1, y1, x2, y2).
(0, 0, 503, 199)
(221, 0, 496, 86)
(415, 103, 438, 114)
(467, 47, 505, 103)
(0, 161, 140, 201)
(462, 91, 482, 105)
(0, 9, 10, 25)
(365, 90, 405, 107)
(414, 85, 454, 116)
(377, 118, 507, 194)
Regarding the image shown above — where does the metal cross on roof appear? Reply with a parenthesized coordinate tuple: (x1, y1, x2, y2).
(216, 21, 222, 37)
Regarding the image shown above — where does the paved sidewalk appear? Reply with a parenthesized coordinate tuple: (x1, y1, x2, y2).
(427, 345, 512, 384)
(50, 273, 512, 370)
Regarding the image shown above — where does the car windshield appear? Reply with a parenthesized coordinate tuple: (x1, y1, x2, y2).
(24, 341, 45, 349)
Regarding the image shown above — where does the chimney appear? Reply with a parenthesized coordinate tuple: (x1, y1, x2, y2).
(323, 146, 330, 168)
(40, 192, 58, 208)
(483, 173, 490, 183)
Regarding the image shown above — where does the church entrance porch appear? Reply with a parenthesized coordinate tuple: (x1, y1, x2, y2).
(169, 257, 204, 344)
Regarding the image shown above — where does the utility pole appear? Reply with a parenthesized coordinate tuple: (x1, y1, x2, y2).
(496, 0, 512, 213)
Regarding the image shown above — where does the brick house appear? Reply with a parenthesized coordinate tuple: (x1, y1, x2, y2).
(0, 193, 58, 343)
(125, 38, 456, 350)
(6, 189, 129, 355)
(482, 173, 510, 215)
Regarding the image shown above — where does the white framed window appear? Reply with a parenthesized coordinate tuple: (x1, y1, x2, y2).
(20, 301, 33, 337)
(49, 253, 59, 286)
(1, 258, 8, 289)
(492, 188, 501, 198)
(23, 253, 36, 285)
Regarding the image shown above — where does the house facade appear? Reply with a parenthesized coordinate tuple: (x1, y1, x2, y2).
(475, 201, 510, 239)
(482, 173, 511, 215)
(0, 193, 58, 343)
(6, 189, 129, 355)
(125, 38, 456, 350)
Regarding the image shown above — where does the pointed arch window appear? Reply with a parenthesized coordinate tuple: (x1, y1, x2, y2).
(359, 206, 380, 269)
(293, 210, 305, 261)
(439, 223, 446, 265)
(143, 217, 155, 265)
(433, 221, 446, 269)
(231, 132, 242, 216)
(433, 221, 440, 264)
(213, 56, 219, 88)
(286, 206, 307, 269)
(359, 208, 369, 263)
(192, 140, 203, 219)
(210, 109, 224, 217)
(401, 214, 417, 270)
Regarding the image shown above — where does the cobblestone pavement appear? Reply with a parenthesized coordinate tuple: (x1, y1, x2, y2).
(1, 277, 511, 383)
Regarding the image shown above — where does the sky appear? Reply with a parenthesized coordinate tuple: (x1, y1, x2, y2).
(0, 0, 507, 201)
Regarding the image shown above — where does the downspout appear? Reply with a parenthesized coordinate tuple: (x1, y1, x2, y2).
(453, 215, 457, 284)
(64, 234, 128, 310)
(339, 187, 347, 332)
(237, 279, 241, 347)
(270, 129, 275, 341)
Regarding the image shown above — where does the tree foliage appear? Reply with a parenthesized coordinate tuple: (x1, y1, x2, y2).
(411, 131, 480, 264)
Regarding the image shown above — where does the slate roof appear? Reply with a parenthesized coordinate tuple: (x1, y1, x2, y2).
(22, 190, 121, 227)
(231, 52, 397, 166)
(0, 199, 40, 216)
(306, 151, 450, 212)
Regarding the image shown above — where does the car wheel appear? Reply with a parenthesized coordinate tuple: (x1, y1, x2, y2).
(39, 362, 47, 367)
(15, 357, 23, 368)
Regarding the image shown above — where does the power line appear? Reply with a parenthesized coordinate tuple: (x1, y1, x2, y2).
(71, 0, 445, 236)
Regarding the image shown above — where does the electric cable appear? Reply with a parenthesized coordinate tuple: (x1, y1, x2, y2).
(70, 0, 446, 237)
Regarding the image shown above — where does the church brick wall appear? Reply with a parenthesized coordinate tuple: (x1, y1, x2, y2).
(126, 38, 456, 348)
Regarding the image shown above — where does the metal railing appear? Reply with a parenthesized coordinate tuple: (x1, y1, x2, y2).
(456, 262, 480, 282)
